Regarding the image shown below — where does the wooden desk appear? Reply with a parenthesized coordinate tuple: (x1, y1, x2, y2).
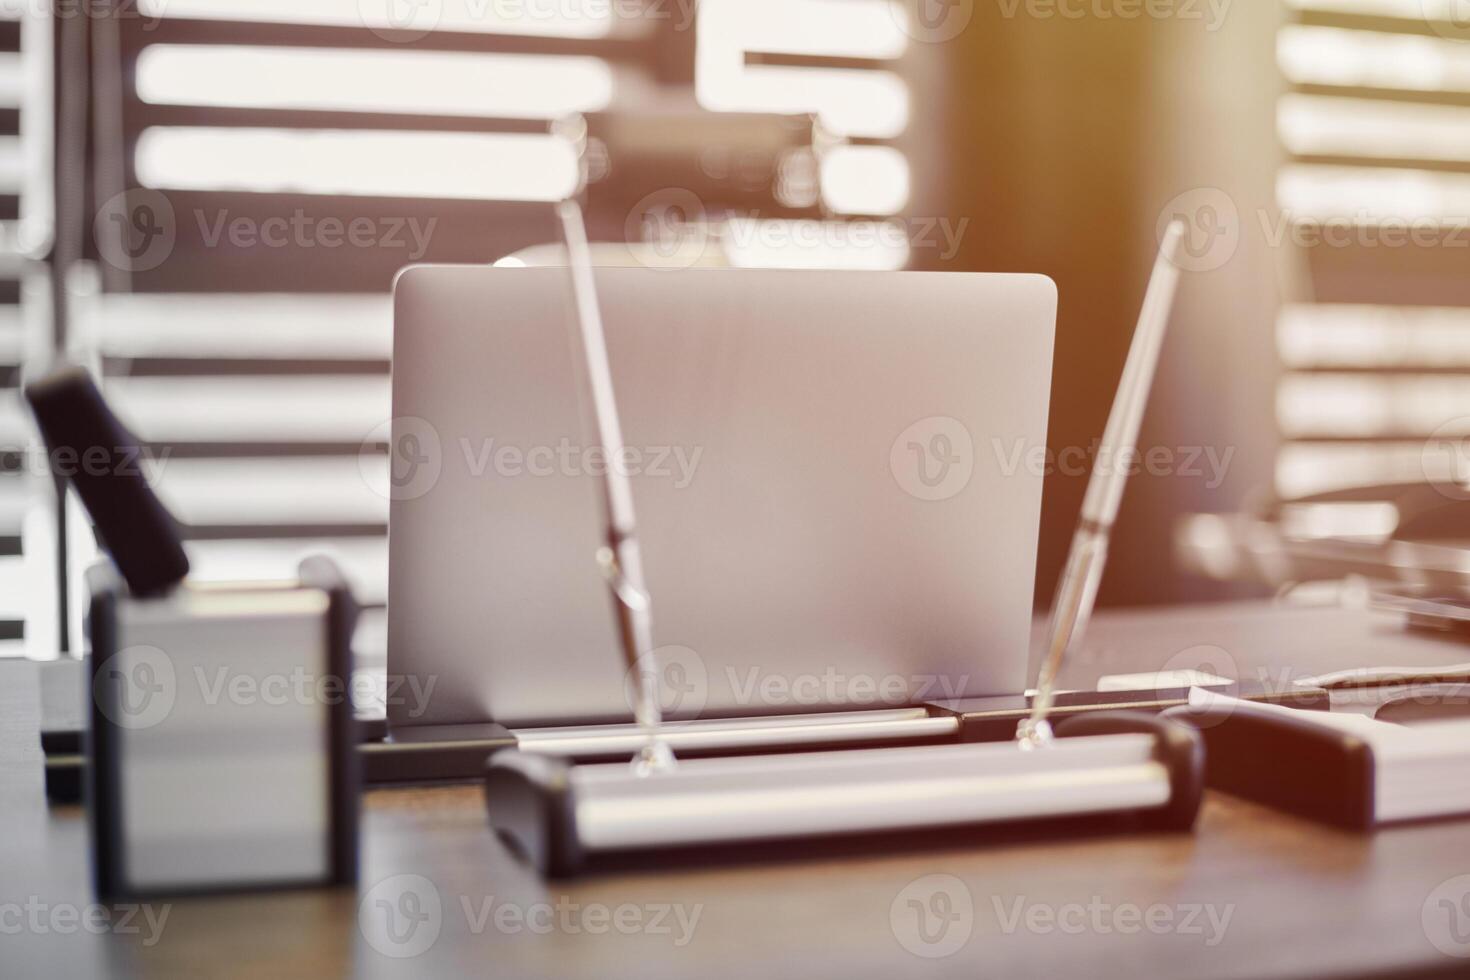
(6, 601, 1470, 979)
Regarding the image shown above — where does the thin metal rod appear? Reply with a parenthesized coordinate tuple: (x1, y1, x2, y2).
(1018, 222, 1187, 748)
(556, 199, 676, 775)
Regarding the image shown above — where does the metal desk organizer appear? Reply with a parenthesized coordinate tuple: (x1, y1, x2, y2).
(87, 556, 359, 898)
(483, 206, 1214, 876)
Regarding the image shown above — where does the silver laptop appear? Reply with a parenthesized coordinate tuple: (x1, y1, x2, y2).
(387, 266, 1056, 729)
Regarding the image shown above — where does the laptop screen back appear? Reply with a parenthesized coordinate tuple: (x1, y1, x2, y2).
(388, 266, 1055, 728)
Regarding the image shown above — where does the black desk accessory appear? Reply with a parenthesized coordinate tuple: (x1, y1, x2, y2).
(21, 365, 362, 896)
(39, 679, 1325, 803)
(23, 364, 190, 596)
(478, 200, 1215, 873)
(1165, 701, 1375, 829)
(1294, 665, 1470, 721)
(1166, 690, 1470, 829)
(1179, 481, 1470, 602)
(937, 681, 1328, 742)
(1374, 685, 1470, 724)
(488, 711, 1205, 877)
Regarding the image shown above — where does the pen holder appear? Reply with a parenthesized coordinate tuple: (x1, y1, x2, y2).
(86, 556, 360, 899)
(486, 712, 1205, 876)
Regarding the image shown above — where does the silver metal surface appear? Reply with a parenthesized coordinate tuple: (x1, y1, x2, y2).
(512, 708, 960, 758)
(557, 200, 673, 775)
(389, 267, 1056, 728)
(1020, 223, 1185, 746)
(569, 735, 1170, 850)
(1299, 664, 1470, 691)
(111, 585, 335, 891)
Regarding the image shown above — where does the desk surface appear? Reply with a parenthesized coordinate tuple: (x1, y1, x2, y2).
(6, 601, 1470, 980)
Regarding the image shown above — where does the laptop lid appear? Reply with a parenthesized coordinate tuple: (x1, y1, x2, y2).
(387, 266, 1055, 729)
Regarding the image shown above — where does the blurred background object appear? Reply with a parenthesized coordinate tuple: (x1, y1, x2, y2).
(11, 0, 1470, 659)
(42, 0, 934, 659)
(0, 0, 53, 659)
(1171, 1, 1470, 609)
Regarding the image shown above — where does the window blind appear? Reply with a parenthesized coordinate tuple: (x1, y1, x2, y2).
(67, 0, 923, 655)
(0, 1, 50, 657)
(1276, 0, 1470, 508)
